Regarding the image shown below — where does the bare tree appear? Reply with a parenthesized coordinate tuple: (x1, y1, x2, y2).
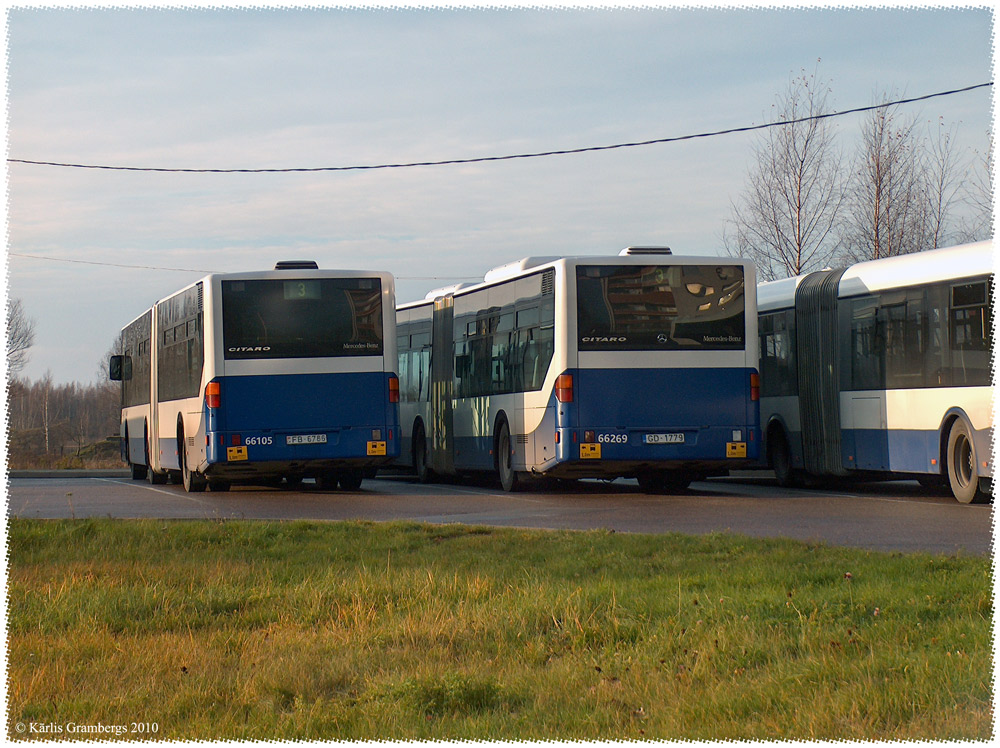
(724, 63, 845, 280)
(922, 117, 964, 249)
(6, 298, 36, 378)
(841, 91, 930, 261)
(957, 132, 993, 242)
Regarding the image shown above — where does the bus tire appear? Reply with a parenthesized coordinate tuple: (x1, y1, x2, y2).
(916, 475, 948, 492)
(638, 471, 691, 494)
(124, 427, 146, 480)
(637, 472, 663, 493)
(179, 425, 207, 493)
(144, 429, 167, 484)
(317, 471, 340, 491)
(413, 423, 434, 483)
(946, 419, 987, 504)
(496, 419, 521, 492)
(339, 469, 364, 491)
(768, 427, 799, 488)
(126, 430, 148, 480)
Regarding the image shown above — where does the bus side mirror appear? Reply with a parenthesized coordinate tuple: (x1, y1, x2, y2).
(109, 355, 132, 381)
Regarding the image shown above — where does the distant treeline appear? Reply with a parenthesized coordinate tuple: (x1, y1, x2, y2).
(6, 377, 121, 469)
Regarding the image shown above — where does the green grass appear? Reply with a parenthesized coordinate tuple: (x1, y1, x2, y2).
(5, 519, 993, 740)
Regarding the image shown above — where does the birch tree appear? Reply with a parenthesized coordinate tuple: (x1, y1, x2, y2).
(839, 91, 959, 261)
(958, 133, 993, 242)
(6, 298, 36, 378)
(724, 64, 845, 280)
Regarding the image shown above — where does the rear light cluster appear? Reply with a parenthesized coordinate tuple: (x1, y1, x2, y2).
(555, 374, 573, 403)
(205, 382, 221, 409)
(389, 376, 400, 403)
(750, 372, 760, 401)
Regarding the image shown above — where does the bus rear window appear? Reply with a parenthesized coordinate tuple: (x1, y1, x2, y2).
(576, 265, 745, 351)
(222, 278, 383, 359)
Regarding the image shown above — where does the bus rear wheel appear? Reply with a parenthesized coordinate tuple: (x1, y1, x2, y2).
(125, 431, 148, 480)
(768, 427, 801, 488)
(130, 461, 148, 480)
(317, 471, 340, 491)
(413, 423, 434, 483)
(638, 471, 691, 494)
(144, 430, 167, 484)
(339, 469, 364, 491)
(947, 419, 988, 504)
(496, 419, 522, 492)
(179, 425, 207, 493)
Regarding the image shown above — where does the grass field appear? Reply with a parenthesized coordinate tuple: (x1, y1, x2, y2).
(5, 519, 993, 741)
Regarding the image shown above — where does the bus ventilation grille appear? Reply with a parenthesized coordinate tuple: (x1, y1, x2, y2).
(542, 270, 555, 296)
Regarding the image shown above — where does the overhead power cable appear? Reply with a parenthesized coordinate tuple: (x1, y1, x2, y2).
(8, 252, 214, 273)
(7, 82, 992, 175)
(7, 251, 477, 279)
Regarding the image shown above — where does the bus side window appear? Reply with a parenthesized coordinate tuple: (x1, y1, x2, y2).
(849, 299, 884, 391)
(418, 348, 431, 402)
(397, 337, 410, 402)
(949, 280, 992, 386)
(454, 340, 470, 398)
(759, 310, 796, 397)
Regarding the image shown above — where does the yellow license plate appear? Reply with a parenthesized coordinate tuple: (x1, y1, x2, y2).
(367, 441, 387, 456)
(580, 443, 601, 459)
(227, 446, 248, 461)
(726, 442, 747, 458)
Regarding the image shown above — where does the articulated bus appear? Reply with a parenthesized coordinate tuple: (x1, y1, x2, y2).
(757, 241, 994, 503)
(395, 248, 761, 492)
(110, 261, 400, 492)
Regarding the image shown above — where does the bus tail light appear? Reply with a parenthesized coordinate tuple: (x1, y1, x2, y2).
(555, 374, 573, 403)
(389, 376, 400, 403)
(206, 381, 221, 409)
(750, 372, 760, 401)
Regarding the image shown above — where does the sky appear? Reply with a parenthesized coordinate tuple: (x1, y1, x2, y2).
(4, 2, 995, 385)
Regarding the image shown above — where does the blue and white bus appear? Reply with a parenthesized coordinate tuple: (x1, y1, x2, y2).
(395, 248, 761, 492)
(757, 241, 994, 503)
(110, 261, 400, 492)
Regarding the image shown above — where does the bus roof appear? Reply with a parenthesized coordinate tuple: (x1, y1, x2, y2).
(757, 274, 807, 313)
(399, 252, 755, 307)
(120, 267, 396, 328)
(838, 240, 994, 298)
(757, 240, 995, 312)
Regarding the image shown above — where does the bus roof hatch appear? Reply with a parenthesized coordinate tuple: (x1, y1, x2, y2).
(275, 260, 320, 270)
(618, 247, 672, 256)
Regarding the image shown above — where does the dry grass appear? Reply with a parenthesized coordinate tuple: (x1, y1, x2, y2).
(6, 519, 993, 740)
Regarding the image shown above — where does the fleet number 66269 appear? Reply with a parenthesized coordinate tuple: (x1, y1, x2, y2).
(597, 433, 628, 444)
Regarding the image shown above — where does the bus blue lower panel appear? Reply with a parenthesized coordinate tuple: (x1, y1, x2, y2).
(842, 427, 992, 478)
(549, 367, 760, 476)
(204, 372, 399, 476)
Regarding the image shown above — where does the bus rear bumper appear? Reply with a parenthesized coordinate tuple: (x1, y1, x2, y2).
(203, 456, 395, 482)
(535, 458, 757, 481)
(203, 429, 399, 480)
